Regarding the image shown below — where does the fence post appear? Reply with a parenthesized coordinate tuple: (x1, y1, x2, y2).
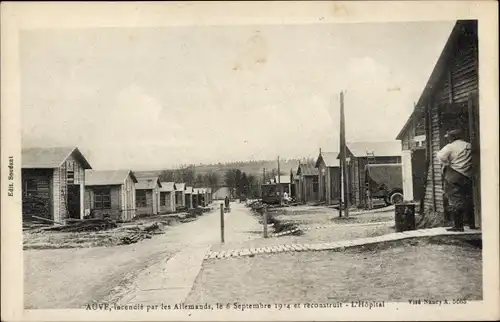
(220, 203, 225, 243)
(263, 205, 268, 238)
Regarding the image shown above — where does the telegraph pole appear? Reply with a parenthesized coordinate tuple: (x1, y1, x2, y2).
(340, 91, 349, 217)
(277, 156, 282, 206)
(338, 138, 343, 218)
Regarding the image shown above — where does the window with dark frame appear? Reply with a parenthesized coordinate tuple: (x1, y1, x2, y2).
(94, 188, 111, 210)
(136, 190, 147, 208)
(66, 161, 75, 184)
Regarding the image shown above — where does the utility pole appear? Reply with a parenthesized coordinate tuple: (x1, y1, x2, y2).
(220, 203, 225, 243)
(338, 141, 343, 217)
(340, 91, 349, 217)
(277, 156, 282, 206)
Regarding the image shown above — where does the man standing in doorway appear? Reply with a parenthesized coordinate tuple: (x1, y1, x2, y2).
(437, 128, 475, 232)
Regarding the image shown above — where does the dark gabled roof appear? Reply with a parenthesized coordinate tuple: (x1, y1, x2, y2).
(136, 177, 161, 190)
(297, 163, 319, 176)
(395, 107, 425, 140)
(342, 141, 401, 158)
(315, 152, 340, 168)
(22, 146, 92, 169)
(85, 170, 137, 186)
(397, 21, 476, 140)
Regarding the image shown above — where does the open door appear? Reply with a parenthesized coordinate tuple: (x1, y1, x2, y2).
(67, 185, 81, 219)
(411, 149, 427, 202)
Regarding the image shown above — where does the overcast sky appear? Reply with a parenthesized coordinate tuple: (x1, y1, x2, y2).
(21, 21, 455, 170)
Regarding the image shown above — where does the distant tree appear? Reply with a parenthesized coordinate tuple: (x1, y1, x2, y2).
(195, 173, 204, 187)
(159, 169, 175, 182)
(205, 172, 220, 191)
(178, 165, 195, 185)
(225, 169, 238, 197)
(247, 174, 259, 198)
(238, 172, 248, 196)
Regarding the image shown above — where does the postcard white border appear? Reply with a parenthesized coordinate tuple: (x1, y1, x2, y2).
(1, 1, 499, 321)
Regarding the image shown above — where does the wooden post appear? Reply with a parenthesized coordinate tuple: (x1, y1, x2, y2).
(220, 203, 225, 243)
(340, 91, 349, 217)
(277, 156, 282, 206)
(263, 206, 268, 238)
(338, 162, 343, 217)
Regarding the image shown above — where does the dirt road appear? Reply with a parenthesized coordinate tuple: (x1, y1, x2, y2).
(24, 202, 260, 309)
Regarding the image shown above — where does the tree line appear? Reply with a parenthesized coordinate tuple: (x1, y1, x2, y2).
(159, 166, 220, 191)
(159, 165, 291, 198)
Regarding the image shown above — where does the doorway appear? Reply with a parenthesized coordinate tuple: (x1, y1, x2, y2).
(468, 93, 480, 228)
(412, 148, 426, 202)
(67, 184, 81, 219)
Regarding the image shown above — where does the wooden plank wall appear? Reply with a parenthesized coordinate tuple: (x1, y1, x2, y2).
(351, 158, 360, 207)
(22, 169, 53, 219)
(54, 153, 87, 221)
(124, 175, 136, 220)
(423, 23, 478, 216)
(329, 167, 341, 204)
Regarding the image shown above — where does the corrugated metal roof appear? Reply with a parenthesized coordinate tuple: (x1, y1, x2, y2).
(159, 182, 176, 192)
(85, 170, 137, 186)
(176, 183, 186, 191)
(346, 141, 401, 158)
(274, 175, 291, 184)
(136, 177, 161, 190)
(22, 146, 92, 169)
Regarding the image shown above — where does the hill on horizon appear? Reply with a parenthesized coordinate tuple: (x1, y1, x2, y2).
(133, 157, 317, 180)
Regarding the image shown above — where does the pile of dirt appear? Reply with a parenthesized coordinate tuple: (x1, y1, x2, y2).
(118, 222, 163, 245)
(187, 207, 212, 218)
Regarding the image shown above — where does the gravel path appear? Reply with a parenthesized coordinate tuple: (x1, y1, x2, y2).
(186, 240, 482, 304)
(24, 203, 257, 309)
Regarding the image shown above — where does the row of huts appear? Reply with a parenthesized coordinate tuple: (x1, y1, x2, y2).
(275, 142, 402, 208)
(21, 147, 214, 223)
(289, 20, 481, 228)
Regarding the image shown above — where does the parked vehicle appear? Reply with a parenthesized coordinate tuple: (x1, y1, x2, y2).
(261, 183, 280, 205)
(365, 163, 403, 206)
